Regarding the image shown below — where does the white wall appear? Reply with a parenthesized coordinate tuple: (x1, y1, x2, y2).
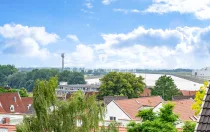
(105, 101, 130, 121)
(0, 114, 23, 125)
(153, 103, 163, 113)
(86, 74, 203, 91)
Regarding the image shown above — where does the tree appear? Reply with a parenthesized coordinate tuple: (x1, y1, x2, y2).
(99, 72, 145, 98)
(192, 81, 208, 115)
(58, 70, 86, 84)
(0, 65, 18, 86)
(127, 103, 178, 132)
(136, 108, 156, 121)
(7, 72, 27, 88)
(17, 77, 104, 132)
(183, 121, 196, 132)
(19, 88, 29, 97)
(151, 75, 181, 100)
(0, 87, 28, 97)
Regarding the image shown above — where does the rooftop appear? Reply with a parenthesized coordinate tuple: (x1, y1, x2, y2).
(114, 96, 163, 120)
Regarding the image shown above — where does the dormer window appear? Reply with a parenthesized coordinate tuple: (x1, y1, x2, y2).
(10, 105, 14, 112)
(27, 104, 31, 110)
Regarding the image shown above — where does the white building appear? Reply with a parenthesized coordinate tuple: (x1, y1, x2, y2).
(192, 67, 210, 79)
(56, 82, 100, 97)
(104, 97, 197, 129)
(104, 96, 163, 127)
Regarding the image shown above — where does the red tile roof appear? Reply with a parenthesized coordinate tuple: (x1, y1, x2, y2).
(171, 99, 196, 121)
(0, 93, 33, 114)
(114, 96, 163, 120)
(0, 124, 16, 132)
(140, 88, 151, 97)
(22, 97, 33, 111)
(180, 90, 197, 96)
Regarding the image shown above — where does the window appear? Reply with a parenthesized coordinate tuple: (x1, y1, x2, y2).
(110, 116, 116, 121)
(10, 105, 14, 112)
(27, 104, 31, 110)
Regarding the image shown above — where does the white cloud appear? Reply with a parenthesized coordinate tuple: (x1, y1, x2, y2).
(67, 34, 79, 42)
(85, 2, 93, 8)
(102, 0, 116, 5)
(92, 26, 210, 69)
(0, 24, 59, 59)
(81, 9, 94, 14)
(113, 9, 140, 14)
(144, 0, 210, 20)
(65, 44, 94, 67)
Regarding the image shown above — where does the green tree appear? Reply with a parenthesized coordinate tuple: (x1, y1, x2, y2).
(127, 103, 178, 132)
(136, 108, 156, 121)
(0, 65, 18, 86)
(18, 88, 29, 97)
(58, 70, 86, 84)
(192, 81, 208, 115)
(7, 72, 27, 88)
(99, 72, 145, 98)
(182, 121, 196, 132)
(17, 77, 104, 132)
(152, 75, 181, 100)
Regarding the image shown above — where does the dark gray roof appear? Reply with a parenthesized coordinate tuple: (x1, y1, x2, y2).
(172, 95, 195, 101)
(196, 86, 210, 131)
(25, 106, 35, 115)
(103, 96, 128, 105)
(59, 84, 100, 88)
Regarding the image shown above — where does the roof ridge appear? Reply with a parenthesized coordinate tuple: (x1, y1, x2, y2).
(172, 98, 195, 102)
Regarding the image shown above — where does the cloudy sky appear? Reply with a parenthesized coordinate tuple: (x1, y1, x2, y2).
(1, 0, 210, 69)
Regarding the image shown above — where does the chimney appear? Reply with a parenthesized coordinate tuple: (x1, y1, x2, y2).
(2, 117, 10, 124)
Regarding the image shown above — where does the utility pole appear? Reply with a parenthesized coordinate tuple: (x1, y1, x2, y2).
(61, 53, 65, 71)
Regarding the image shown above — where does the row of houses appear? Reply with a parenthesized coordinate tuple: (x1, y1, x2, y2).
(0, 86, 199, 131)
(103, 95, 197, 129)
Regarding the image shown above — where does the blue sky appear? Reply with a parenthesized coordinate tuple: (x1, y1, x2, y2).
(1, 0, 210, 69)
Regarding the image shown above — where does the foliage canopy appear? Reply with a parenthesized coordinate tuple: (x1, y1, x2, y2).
(152, 75, 181, 100)
(99, 72, 145, 98)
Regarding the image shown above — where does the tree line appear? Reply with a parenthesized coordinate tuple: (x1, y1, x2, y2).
(0, 65, 86, 92)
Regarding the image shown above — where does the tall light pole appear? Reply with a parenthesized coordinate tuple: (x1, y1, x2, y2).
(61, 53, 65, 71)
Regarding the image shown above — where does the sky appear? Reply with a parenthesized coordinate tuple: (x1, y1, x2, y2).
(1, 0, 210, 69)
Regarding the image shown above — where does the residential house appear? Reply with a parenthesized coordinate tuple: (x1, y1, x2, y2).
(180, 90, 197, 96)
(56, 82, 100, 97)
(103, 96, 128, 106)
(195, 84, 210, 131)
(172, 90, 197, 100)
(140, 88, 151, 97)
(0, 124, 16, 132)
(154, 99, 197, 128)
(104, 96, 163, 126)
(0, 92, 33, 125)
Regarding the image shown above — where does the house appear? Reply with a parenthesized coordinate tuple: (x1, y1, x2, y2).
(180, 90, 197, 96)
(104, 96, 163, 126)
(195, 84, 210, 131)
(172, 95, 195, 100)
(0, 92, 33, 126)
(0, 92, 32, 114)
(56, 82, 100, 97)
(172, 90, 197, 100)
(103, 96, 128, 105)
(0, 124, 16, 132)
(154, 99, 197, 128)
(140, 88, 151, 97)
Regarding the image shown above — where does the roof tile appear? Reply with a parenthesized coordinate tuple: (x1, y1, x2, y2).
(114, 96, 163, 120)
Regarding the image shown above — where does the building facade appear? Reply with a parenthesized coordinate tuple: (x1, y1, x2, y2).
(56, 82, 100, 97)
(192, 67, 210, 79)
